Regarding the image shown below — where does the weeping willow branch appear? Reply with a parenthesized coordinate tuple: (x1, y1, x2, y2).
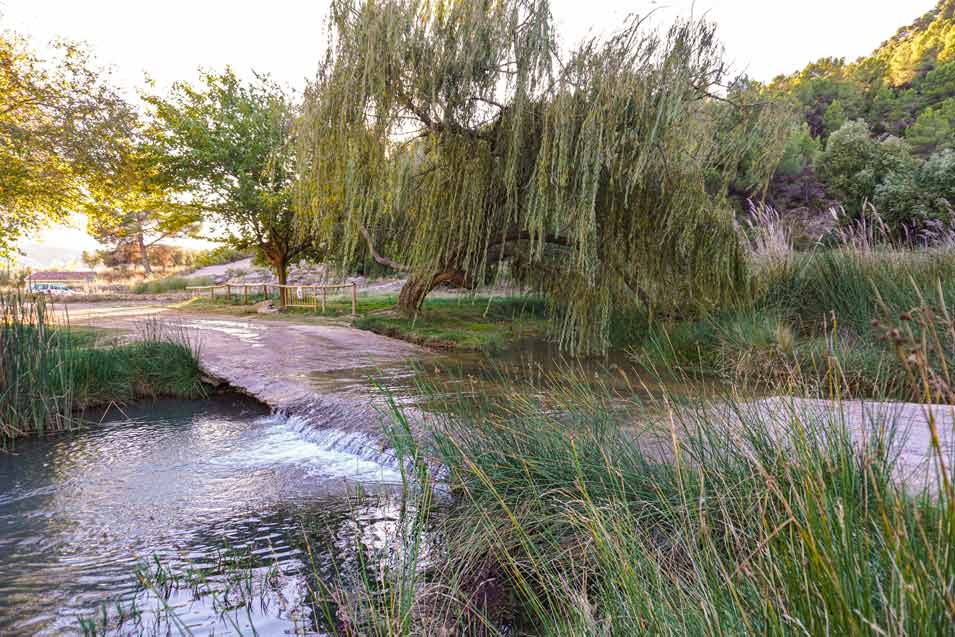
(357, 222, 411, 271)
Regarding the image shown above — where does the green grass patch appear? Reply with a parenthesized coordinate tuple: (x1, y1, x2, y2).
(67, 340, 206, 409)
(629, 247, 955, 399)
(131, 275, 214, 294)
(354, 296, 549, 351)
(1, 294, 206, 446)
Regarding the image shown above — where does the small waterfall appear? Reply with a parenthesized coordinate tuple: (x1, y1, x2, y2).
(215, 412, 404, 483)
(269, 413, 401, 469)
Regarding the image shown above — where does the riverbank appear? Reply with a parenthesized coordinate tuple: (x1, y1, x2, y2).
(148, 247, 955, 402)
(62, 301, 432, 433)
(178, 292, 549, 353)
(15, 279, 955, 634)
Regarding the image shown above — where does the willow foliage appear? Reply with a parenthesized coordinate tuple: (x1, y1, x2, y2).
(300, 0, 791, 353)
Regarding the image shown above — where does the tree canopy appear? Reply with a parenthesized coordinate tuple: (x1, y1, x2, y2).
(0, 32, 133, 257)
(145, 69, 313, 293)
(300, 0, 790, 352)
(763, 1, 955, 236)
(83, 143, 200, 275)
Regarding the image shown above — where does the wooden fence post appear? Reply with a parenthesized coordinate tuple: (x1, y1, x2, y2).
(243, 285, 249, 305)
(322, 288, 327, 313)
(351, 282, 357, 315)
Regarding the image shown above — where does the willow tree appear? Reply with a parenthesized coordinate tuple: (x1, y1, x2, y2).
(301, 0, 790, 352)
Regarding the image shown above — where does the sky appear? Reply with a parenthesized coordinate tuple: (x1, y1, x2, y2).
(2, 0, 937, 267)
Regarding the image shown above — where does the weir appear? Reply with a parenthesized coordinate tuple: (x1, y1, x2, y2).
(72, 306, 430, 431)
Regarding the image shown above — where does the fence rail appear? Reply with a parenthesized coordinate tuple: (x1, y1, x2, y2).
(186, 281, 359, 314)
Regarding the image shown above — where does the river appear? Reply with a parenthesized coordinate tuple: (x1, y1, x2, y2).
(0, 396, 404, 635)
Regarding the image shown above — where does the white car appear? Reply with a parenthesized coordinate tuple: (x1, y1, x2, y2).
(31, 284, 77, 296)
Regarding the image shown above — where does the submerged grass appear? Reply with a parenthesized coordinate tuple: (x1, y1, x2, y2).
(0, 293, 206, 446)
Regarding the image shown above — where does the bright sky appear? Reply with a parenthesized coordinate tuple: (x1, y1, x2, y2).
(2, 0, 936, 267)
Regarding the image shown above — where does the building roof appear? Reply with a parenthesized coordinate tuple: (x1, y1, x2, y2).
(28, 271, 96, 281)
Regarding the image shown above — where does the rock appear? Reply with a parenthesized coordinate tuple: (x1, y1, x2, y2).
(255, 300, 279, 314)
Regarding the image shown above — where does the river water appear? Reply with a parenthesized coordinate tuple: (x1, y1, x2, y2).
(0, 396, 405, 635)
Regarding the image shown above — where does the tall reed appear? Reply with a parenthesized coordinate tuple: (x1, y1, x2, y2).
(1, 294, 205, 447)
(0, 292, 75, 444)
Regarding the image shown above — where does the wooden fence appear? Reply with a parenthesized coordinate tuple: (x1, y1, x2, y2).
(186, 282, 358, 314)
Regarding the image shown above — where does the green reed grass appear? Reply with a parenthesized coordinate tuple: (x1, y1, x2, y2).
(0, 292, 75, 443)
(1, 294, 205, 446)
(94, 276, 955, 636)
(118, 348, 955, 636)
(632, 247, 955, 398)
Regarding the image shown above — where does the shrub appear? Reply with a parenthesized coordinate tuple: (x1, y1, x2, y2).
(875, 149, 955, 236)
(816, 120, 916, 218)
(130, 275, 213, 294)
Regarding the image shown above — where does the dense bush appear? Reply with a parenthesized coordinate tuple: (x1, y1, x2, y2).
(874, 149, 955, 234)
(814, 120, 916, 217)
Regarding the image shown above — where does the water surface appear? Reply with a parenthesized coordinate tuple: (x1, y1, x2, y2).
(0, 396, 402, 635)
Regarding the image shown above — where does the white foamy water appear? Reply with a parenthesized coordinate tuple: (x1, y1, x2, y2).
(214, 413, 403, 483)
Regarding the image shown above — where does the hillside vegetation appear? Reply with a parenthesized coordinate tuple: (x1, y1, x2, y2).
(762, 0, 955, 239)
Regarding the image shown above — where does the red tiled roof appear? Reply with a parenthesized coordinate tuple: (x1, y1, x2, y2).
(28, 271, 96, 281)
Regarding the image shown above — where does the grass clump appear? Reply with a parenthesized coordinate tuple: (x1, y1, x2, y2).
(0, 293, 205, 446)
(632, 247, 955, 399)
(0, 293, 74, 441)
(354, 296, 548, 352)
(359, 304, 955, 635)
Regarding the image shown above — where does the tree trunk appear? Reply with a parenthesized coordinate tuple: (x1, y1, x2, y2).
(138, 233, 152, 275)
(273, 257, 289, 307)
(397, 268, 469, 315)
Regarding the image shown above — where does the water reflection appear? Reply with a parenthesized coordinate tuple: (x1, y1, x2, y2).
(309, 338, 706, 412)
(0, 396, 403, 635)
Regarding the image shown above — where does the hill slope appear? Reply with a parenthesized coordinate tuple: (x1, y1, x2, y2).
(761, 1, 955, 233)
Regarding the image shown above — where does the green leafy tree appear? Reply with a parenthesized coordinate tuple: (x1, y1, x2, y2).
(822, 99, 848, 136)
(816, 120, 916, 216)
(906, 97, 955, 154)
(0, 32, 133, 256)
(916, 59, 955, 104)
(84, 144, 200, 275)
(145, 70, 313, 298)
(777, 123, 822, 177)
(301, 0, 790, 352)
(875, 149, 955, 234)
